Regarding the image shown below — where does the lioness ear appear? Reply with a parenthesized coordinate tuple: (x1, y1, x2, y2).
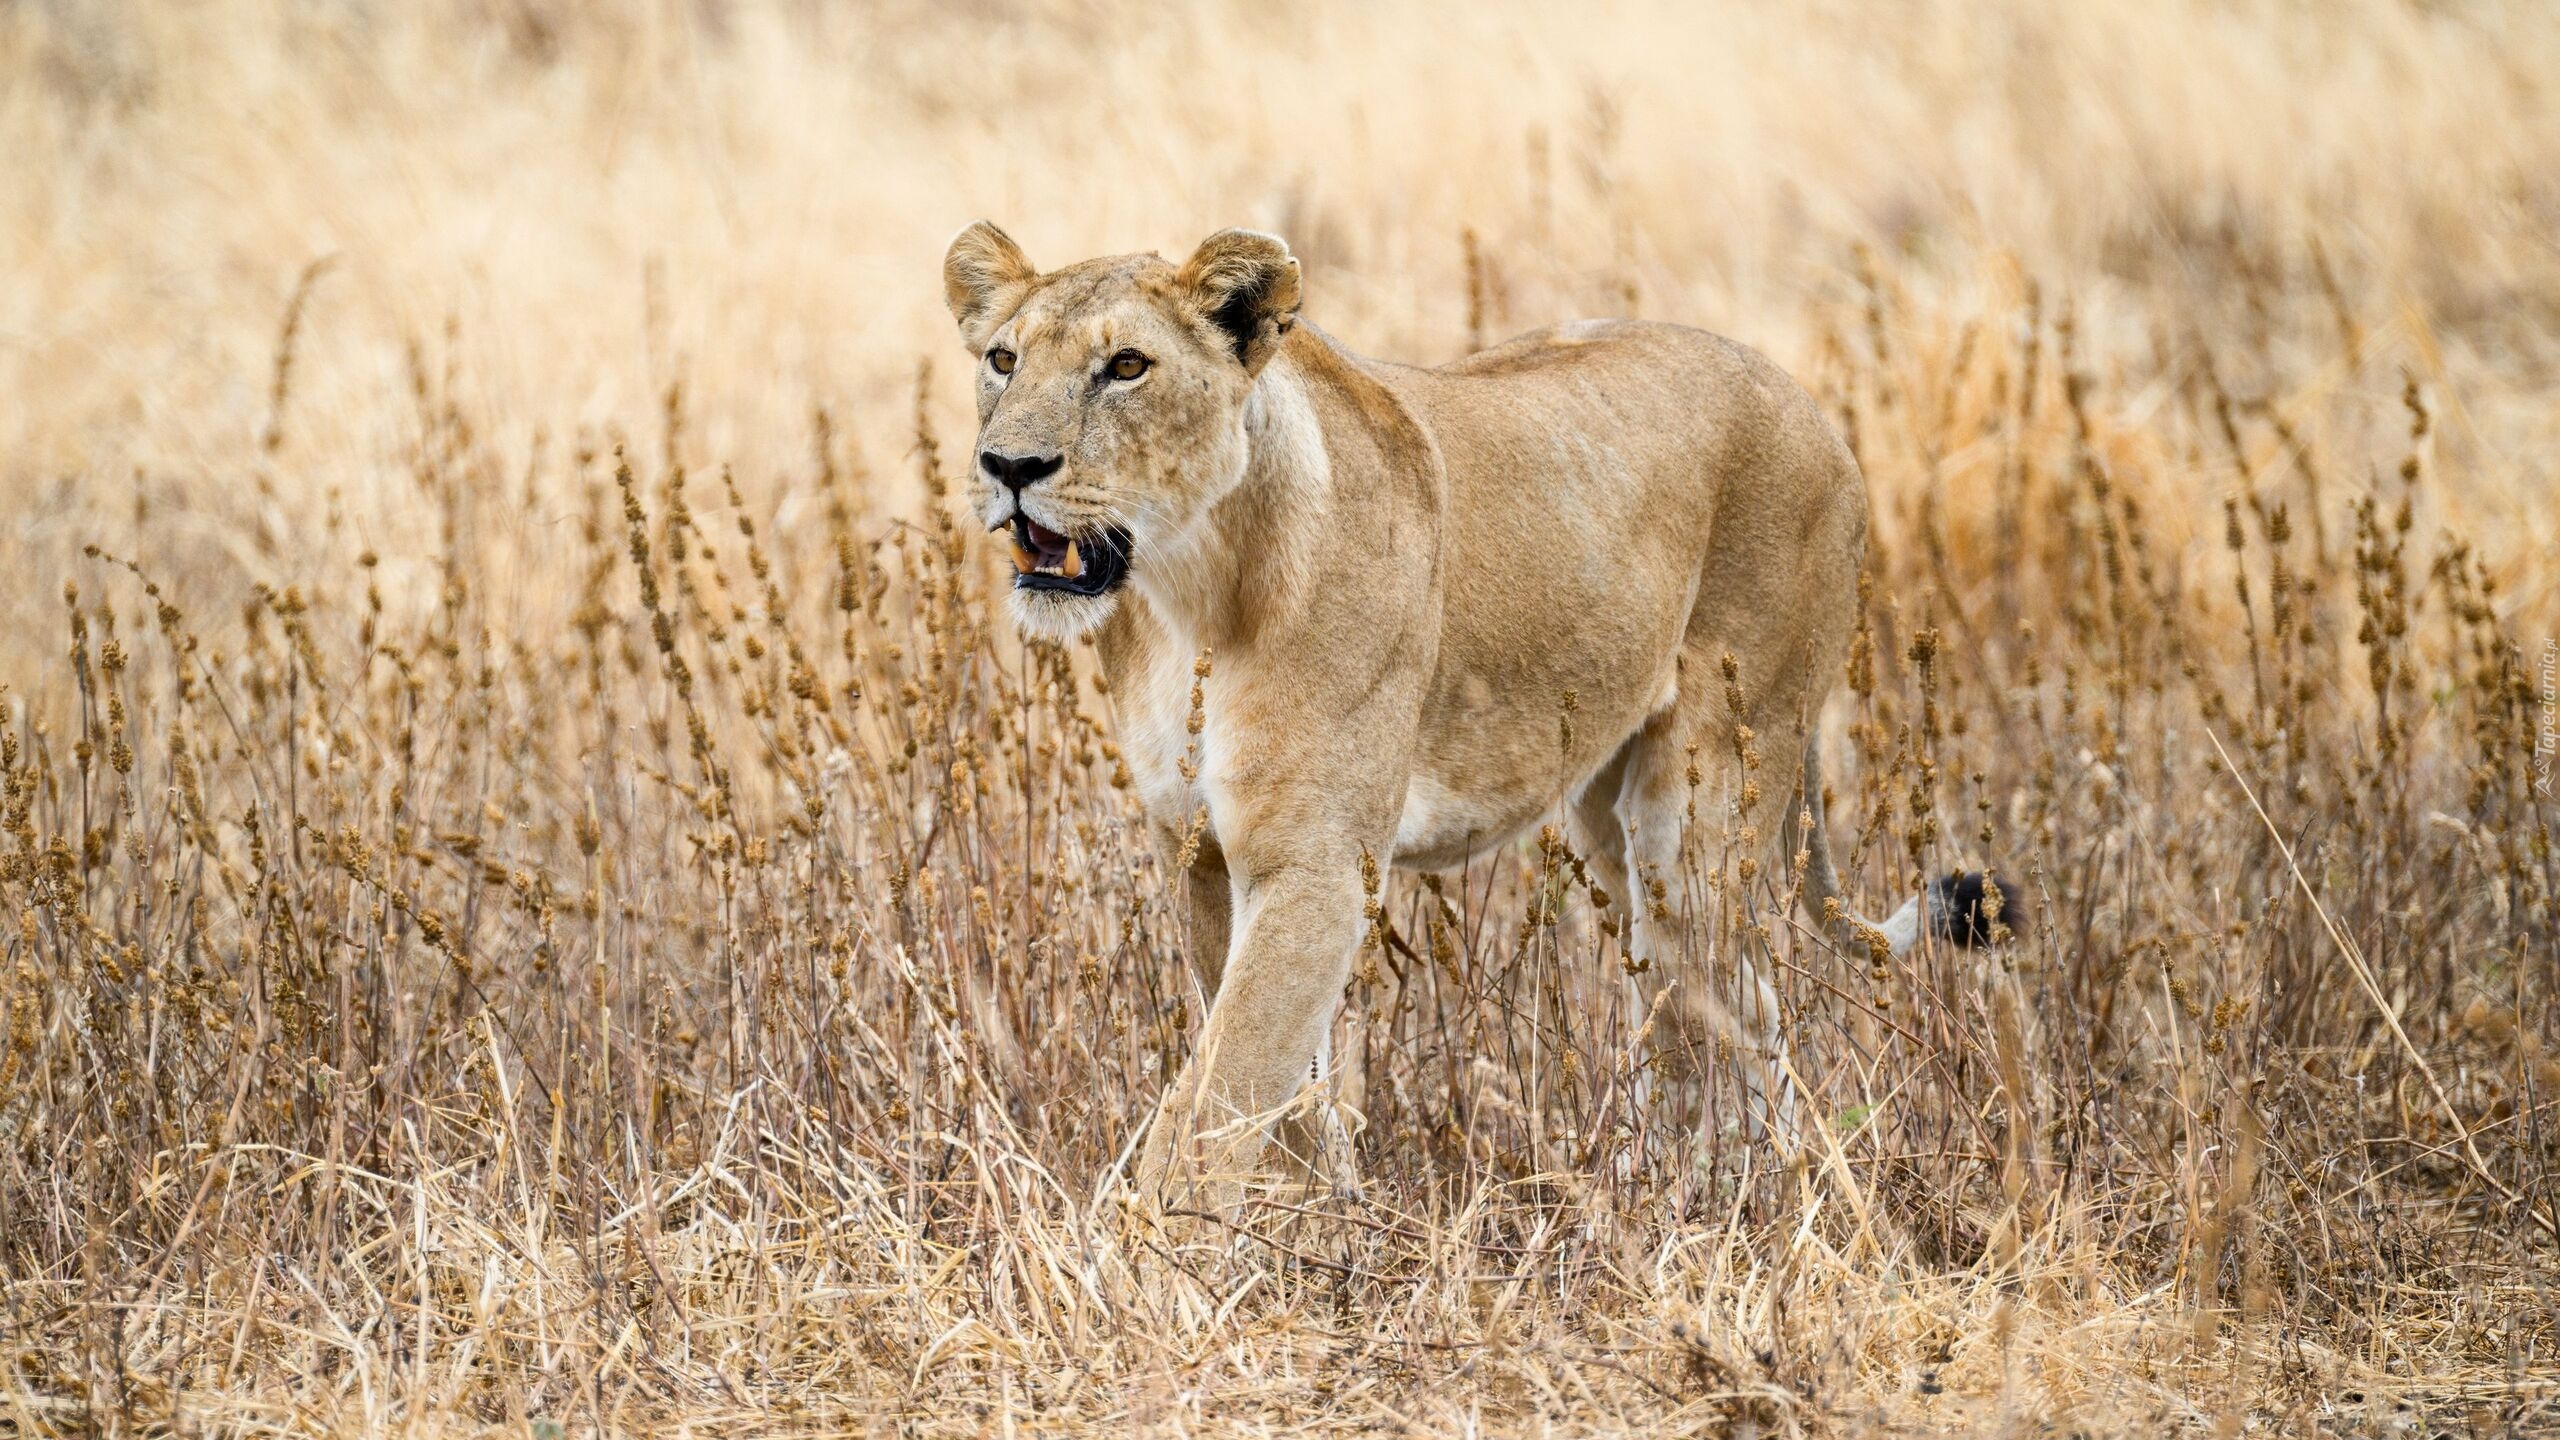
(1176, 229, 1302, 375)
(943, 221, 1037, 344)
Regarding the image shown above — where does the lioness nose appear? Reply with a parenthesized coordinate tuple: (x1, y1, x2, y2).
(981, 450, 1063, 492)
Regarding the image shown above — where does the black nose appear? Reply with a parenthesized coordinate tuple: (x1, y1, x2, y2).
(981, 450, 1063, 492)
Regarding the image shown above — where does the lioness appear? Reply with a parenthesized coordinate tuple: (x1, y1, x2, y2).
(942, 222, 2002, 1205)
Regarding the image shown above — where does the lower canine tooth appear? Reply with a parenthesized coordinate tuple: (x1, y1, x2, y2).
(1061, 538, 1083, 579)
(1010, 542, 1036, 574)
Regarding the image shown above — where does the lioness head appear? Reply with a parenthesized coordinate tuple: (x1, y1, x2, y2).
(942, 221, 1302, 641)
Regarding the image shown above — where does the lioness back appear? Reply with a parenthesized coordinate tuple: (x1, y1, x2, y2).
(1367, 319, 1868, 868)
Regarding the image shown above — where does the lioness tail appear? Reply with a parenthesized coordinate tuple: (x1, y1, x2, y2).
(1797, 738, 2025, 958)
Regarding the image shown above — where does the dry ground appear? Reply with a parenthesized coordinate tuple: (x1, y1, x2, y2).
(3, 1, 2558, 1434)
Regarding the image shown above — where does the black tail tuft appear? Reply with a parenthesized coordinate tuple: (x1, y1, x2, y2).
(1930, 871, 2026, 948)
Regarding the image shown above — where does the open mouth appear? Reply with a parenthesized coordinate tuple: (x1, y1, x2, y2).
(1004, 514, 1133, 598)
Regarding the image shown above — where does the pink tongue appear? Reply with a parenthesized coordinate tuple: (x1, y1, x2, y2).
(1025, 519, 1068, 548)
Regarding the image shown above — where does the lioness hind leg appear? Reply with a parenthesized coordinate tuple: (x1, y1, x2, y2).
(1154, 820, 1234, 1001)
(1567, 742, 1635, 922)
(1571, 742, 1662, 1149)
(1611, 702, 1802, 1151)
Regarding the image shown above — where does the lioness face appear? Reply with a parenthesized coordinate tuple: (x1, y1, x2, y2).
(943, 222, 1302, 641)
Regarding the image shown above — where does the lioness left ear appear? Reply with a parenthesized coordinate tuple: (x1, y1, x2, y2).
(1176, 229, 1302, 376)
(943, 220, 1038, 347)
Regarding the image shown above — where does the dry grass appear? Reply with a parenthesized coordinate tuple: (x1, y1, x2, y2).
(4, 2, 2559, 1434)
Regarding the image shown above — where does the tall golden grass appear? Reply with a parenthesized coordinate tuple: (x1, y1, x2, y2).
(3, 2, 2557, 1434)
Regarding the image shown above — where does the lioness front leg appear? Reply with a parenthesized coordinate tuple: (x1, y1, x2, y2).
(1133, 837, 1372, 1216)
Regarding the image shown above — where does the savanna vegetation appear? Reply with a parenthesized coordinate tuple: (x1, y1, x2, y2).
(2, 2, 2556, 1433)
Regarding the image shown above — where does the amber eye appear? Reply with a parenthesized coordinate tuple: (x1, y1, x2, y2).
(988, 348, 1016, 376)
(1108, 349, 1149, 382)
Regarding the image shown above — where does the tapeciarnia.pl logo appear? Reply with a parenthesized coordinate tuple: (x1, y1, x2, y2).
(2537, 638, 2556, 798)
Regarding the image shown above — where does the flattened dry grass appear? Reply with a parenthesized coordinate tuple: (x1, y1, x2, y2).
(2, 3, 2557, 1434)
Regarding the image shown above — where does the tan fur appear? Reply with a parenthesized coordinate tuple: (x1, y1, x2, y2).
(944, 223, 1877, 1210)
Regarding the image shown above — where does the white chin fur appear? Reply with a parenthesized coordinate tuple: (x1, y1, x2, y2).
(1008, 586, 1118, 644)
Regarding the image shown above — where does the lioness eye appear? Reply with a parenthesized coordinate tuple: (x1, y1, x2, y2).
(988, 348, 1016, 376)
(1108, 350, 1149, 382)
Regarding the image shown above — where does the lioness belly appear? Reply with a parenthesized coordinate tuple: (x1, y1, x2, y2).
(1391, 662, 1679, 870)
(1391, 768, 1547, 869)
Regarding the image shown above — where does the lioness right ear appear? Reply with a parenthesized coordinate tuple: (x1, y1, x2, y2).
(943, 221, 1037, 345)
(1177, 229, 1302, 376)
